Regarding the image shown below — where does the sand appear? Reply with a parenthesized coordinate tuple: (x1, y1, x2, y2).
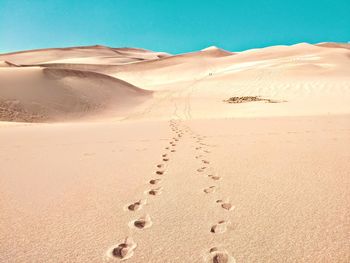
(0, 43, 349, 262)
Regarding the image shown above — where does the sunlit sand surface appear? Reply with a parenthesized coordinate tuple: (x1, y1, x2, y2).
(1, 43, 349, 262)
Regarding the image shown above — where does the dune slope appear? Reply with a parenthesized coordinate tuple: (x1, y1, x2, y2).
(1, 43, 350, 121)
(0, 67, 151, 122)
(0, 45, 170, 65)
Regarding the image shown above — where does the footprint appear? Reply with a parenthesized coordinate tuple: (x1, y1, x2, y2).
(148, 187, 163, 196)
(204, 186, 216, 194)
(127, 200, 146, 211)
(149, 179, 161, 185)
(221, 203, 235, 211)
(195, 147, 202, 150)
(195, 155, 203, 159)
(208, 175, 221, 181)
(156, 170, 165, 175)
(197, 167, 207, 172)
(216, 199, 223, 203)
(162, 154, 168, 157)
(83, 152, 96, 157)
(202, 160, 210, 164)
(165, 147, 170, 150)
(163, 158, 169, 162)
(171, 149, 176, 152)
(207, 247, 236, 263)
(109, 237, 137, 260)
(156, 164, 164, 168)
(204, 150, 211, 153)
(211, 220, 230, 234)
(132, 214, 152, 229)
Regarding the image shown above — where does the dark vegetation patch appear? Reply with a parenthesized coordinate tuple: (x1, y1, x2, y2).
(0, 100, 45, 122)
(224, 96, 285, 104)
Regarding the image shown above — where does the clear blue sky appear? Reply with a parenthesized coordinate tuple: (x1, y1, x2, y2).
(0, 0, 349, 54)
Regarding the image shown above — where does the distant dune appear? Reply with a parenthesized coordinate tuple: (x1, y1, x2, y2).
(0, 42, 350, 121)
(315, 42, 350, 50)
(0, 45, 170, 65)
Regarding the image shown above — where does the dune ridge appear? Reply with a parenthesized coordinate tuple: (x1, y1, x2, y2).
(0, 42, 350, 122)
(0, 45, 171, 65)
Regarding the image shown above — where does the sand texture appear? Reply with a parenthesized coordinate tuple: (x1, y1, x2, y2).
(0, 43, 349, 262)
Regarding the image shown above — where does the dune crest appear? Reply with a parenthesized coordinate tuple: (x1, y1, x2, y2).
(0, 45, 171, 65)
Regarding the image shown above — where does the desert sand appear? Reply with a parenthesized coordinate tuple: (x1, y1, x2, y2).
(0, 43, 349, 262)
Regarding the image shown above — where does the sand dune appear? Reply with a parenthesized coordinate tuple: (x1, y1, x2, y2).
(316, 42, 350, 50)
(0, 45, 173, 122)
(0, 43, 349, 262)
(110, 43, 350, 87)
(24, 46, 235, 88)
(0, 67, 151, 122)
(0, 45, 170, 65)
(1, 43, 350, 121)
(108, 46, 235, 87)
(102, 43, 350, 120)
